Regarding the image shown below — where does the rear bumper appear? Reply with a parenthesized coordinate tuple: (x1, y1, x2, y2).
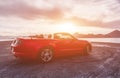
(12, 52, 37, 59)
(12, 51, 37, 60)
(11, 45, 38, 60)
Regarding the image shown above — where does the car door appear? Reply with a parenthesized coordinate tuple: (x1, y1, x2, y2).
(54, 34, 72, 52)
(54, 33, 76, 56)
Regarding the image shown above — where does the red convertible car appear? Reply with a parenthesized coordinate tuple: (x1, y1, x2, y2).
(11, 33, 92, 63)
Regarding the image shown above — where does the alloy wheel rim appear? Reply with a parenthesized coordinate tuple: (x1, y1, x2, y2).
(41, 49, 53, 62)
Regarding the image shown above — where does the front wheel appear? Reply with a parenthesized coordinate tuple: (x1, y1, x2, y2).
(82, 45, 91, 56)
(38, 48, 53, 63)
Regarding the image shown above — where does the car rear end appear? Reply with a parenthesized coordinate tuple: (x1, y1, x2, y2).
(11, 38, 38, 60)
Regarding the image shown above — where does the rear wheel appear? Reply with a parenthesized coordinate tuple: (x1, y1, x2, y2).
(38, 48, 53, 63)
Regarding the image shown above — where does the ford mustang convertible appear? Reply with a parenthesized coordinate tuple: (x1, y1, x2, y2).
(11, 33, 92, 63)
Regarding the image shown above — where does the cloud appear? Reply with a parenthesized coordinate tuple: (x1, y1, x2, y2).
(68, 16, 102, 26)
(63, 16, 120, 29)
(0, 0, 64, 20)
(103, 20, 120, 28)
(0, 0, 120, 29)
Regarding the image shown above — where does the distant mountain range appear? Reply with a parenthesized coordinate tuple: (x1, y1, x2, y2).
(105, 30, 120, 37)
(0, 30, 120, 38)
(74, 30, 120, 38)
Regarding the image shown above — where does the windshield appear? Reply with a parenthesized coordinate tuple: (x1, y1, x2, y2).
(54, 33, 76, 40)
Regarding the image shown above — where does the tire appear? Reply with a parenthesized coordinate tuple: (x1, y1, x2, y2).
(82, 45, 91, 56)
(38, 48, 54, 63)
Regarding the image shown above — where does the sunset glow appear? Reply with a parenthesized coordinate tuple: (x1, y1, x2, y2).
(55, 22, 78, 33)
(0, 0, 119, 36)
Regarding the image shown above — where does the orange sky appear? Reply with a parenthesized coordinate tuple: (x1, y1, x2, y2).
(0, 0, 120, 36)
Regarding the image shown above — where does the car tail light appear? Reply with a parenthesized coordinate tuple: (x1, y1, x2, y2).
(12, 38, 21, 46)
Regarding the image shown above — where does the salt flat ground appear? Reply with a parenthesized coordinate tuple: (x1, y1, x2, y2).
(0, 41, 120, 78)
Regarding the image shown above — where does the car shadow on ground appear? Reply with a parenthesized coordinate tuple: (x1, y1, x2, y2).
(13, 53, 100, 66)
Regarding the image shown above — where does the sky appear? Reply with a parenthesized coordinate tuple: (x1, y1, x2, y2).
(0, 0, 120, 36)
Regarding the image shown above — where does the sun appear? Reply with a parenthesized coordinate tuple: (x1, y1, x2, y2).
(56, 22, 77, 33)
